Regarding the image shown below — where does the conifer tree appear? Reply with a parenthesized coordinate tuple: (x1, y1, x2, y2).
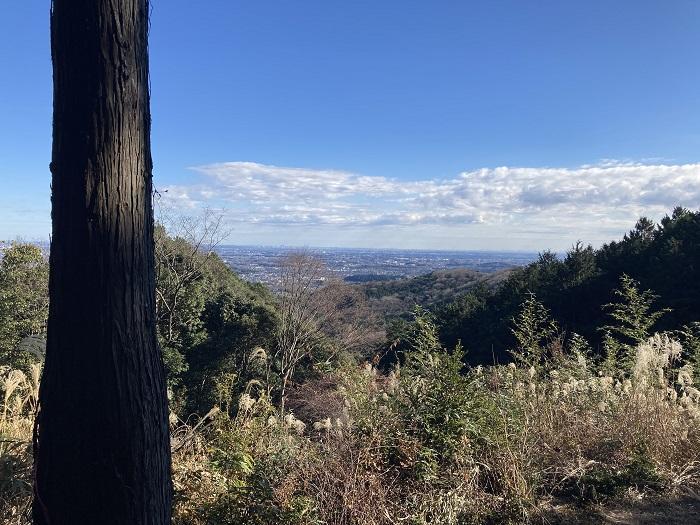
(601, 274, 669, 372)
(509, 292, 559, 368)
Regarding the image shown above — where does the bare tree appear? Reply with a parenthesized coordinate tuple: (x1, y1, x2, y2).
(154, 207, 230, 349)
(34, 1, 171, 523)
(274, 253, 381, 410)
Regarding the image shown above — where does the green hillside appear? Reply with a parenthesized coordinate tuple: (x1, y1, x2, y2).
(360, 267, 512, 319)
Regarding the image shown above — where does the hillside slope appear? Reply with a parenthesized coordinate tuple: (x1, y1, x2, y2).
(436, 207, 700, 364)
(360, 267, 512, 318)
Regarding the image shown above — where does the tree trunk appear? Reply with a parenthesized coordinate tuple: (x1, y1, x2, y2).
(33, 1, 172, 523)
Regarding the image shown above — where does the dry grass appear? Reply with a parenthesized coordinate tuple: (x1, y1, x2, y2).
(0, 364, 40, 525)
(2, 336, 700, 524)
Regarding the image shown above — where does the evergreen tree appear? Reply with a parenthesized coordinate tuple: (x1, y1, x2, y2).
(0, 243, 49, 369)
(563, 241, 597, 288)
(398, 307, 473, 478)
(509, 292, 559, 368)
(601, 274, 669, 372)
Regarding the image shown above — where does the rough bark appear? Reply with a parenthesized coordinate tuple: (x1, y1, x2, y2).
(33, 1, 172, 523)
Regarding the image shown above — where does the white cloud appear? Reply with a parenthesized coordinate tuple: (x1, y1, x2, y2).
(159, 160, 700, 249)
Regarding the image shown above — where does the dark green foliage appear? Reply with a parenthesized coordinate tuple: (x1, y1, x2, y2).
(393, 308, 494, 480)
(509, 293, 559, 368)
(560, 448, 661, 503)
(438, 208, 700, 365)
(154, 225, 279, 415)
(0, 233, 278, 419)
(362, 268, 509, 320)
(601, 274, 669, 372)
(0, 243, 49, 370)
(602, 275, 667, 345)
(436, 283, 489, 348)
(197, 416, 314, 525)
(183, 276, 278, 414)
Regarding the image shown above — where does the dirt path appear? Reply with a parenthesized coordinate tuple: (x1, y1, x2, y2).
(595, 495, 700, 525)
(544, 493, 700, 524)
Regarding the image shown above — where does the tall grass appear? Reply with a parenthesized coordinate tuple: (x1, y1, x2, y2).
(0, 364, 39, 524)
(166, 333, 700, 524)
(2, 336, 699, 524)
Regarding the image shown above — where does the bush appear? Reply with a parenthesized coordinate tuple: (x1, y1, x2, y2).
(4, 330, 700, 524)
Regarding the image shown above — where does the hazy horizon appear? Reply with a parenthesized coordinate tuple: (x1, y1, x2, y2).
(0, 207, 686, 253)
(0, 237, 542, 254)
(2, 2, 699, 249)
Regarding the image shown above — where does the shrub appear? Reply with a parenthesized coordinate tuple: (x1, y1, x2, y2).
(3, 334, 700, 524)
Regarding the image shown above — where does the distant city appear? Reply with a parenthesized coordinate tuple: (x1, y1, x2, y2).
(1, 241, 538, 288)
(214, 245, 538, 287)
(0, 240, 538, 288)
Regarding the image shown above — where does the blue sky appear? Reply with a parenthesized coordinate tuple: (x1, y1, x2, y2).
(1, 1, 700, 250)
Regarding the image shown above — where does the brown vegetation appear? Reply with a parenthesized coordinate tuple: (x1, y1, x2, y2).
(3, 330, 699, 524)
